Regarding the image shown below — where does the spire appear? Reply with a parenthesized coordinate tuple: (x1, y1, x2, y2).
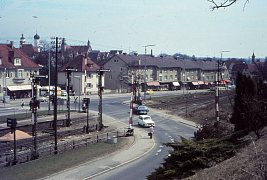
(87, 39, 92, 52)
(252, 52, 256, 64)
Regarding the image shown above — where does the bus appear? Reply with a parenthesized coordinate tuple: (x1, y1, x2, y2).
(39, 86, 62, 97)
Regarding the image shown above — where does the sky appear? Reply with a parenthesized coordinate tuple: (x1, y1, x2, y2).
(0, 0, 266, 58)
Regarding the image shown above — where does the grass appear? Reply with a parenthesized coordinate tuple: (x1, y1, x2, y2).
(0, 137, 133, 180)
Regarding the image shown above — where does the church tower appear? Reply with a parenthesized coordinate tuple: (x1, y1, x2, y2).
(34, 33, 40, 52)
(20, 33, 25, 47)
(252, 52, 256, 64)
(87, 40, 92, 52)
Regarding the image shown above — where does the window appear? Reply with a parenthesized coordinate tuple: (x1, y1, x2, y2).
(120, 67, 123, 72)
(164, 75, 168, 80)
(159, 76, 162, 81)
(0, 58, 2, 65)
(170, 75, 173, 80)
(14, 58, 21, 66)
(18, 69, 23, 78)
(87, 83, 93, 88)
(88, 73, 92, 78)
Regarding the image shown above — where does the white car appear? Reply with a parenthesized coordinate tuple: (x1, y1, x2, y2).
(138, 115, 155, 127)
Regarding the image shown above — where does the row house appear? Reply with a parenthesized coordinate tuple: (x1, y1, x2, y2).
(58, 54, 101, 95)
(0, 42, 41, 101)
(103, 53, 230, 92)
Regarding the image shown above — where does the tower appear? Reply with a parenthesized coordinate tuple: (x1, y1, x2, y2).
(20, 33, 25, 47)
(34, 33, 40, 52)
(87, 40, 92, 52)
(252, 52, 256, 64)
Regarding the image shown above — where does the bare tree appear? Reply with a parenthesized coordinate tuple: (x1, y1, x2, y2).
(208, 0, 250, 10)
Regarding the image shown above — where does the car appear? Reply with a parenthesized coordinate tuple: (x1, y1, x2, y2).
(133, 105, 149, 115)
(137, 115, 155, 127)
(38, 96, 48, 102)
(61, 90, 67, 96)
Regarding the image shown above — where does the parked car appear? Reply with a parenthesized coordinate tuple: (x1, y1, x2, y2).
(137, 115, 155, 127)
(61, 90, 67, 96)
(38, 96, 48, 102)
(133, 105, 149, 115)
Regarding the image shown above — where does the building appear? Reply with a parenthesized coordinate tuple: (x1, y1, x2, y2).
(58, 54, 101, 95)
(0, 42, 41, 100)
(103, 53, 230, 92)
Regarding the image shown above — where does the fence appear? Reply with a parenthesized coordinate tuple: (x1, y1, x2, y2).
(0, 129, 128, 168)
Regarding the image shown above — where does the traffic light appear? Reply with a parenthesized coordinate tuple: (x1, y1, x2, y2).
(83, 98, 90, 108)
(7, 118, 17, 129)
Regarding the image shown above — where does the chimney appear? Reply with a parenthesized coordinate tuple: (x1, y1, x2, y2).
(10, 41, 14, 49)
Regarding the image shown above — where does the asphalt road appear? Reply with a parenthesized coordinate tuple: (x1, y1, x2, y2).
(0, 90, 199, 179)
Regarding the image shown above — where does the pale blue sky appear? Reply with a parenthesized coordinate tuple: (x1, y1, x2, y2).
(0, 0, 266, 58)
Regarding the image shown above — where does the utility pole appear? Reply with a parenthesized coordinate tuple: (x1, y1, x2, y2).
(65, 67, 76, 127)
(129, 71, 134, 128)
(143, 44, 155, 103)
(216, 51, 230, 122)
(29, 71, 46, 160)
(97, 67, 110, 131)
(52, 37, 62, 154)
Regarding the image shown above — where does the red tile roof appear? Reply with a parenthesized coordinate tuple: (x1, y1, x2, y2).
(0, 44, 39, 69)
(60, 54, 100, 72)
(20, 44, 36, 57)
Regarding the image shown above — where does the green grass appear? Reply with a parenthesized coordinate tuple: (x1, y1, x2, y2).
(0, 137, 132, 180)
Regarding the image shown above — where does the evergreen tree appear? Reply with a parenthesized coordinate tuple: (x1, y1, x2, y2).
(230, 72, 267, 137)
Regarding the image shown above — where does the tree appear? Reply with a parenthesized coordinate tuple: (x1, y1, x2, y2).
(230, 72, 267, 138)
(208, 0, 250, 10)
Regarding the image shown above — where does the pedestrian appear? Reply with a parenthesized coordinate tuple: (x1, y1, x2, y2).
(21, 100, 24, 108)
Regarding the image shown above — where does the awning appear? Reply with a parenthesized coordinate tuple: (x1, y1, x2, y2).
(172, 82, 180, 86)
(7, 85, 32, 91)
(146, 81, 160, 86)
(7, 85, 40, 91)
(191, 82, 199, 86)
(197, 81, 204, 85)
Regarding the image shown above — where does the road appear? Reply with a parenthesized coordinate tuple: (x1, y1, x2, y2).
(0, 90, 199, 179)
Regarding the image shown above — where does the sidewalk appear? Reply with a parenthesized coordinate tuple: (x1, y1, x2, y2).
(44, 126, 155, 180)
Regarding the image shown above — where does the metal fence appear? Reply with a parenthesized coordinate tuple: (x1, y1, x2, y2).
(0, 129, 129, 168)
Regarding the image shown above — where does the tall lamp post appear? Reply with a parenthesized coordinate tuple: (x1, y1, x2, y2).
(216, 50, 230, 122)
(143, 44, 155, 103)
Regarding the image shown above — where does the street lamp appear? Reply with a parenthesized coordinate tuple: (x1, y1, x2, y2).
(216, 50, 230, 122)
(74, 76, 81, 112)
(143, 44, 155, 103)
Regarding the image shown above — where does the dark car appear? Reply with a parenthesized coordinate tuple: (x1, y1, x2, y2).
(133, 105, 149, 115)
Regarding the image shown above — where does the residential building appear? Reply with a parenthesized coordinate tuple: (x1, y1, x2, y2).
(58, 54, 101, 95)
(0, 42, 41, 100)
(103, 53, 230, 92)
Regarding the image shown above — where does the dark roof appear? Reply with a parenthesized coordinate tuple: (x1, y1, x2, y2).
(0, 44, 40, 69)
(20, 44, 36, 57)
(109, 54, 219, 70)
(34, 33, 40, 39)
(60, 54, 100, 72)
(65, 45, 89, 55)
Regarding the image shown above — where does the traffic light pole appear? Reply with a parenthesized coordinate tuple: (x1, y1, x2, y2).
(97, 68, 110, 131)
(30, 71, 41, 160)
